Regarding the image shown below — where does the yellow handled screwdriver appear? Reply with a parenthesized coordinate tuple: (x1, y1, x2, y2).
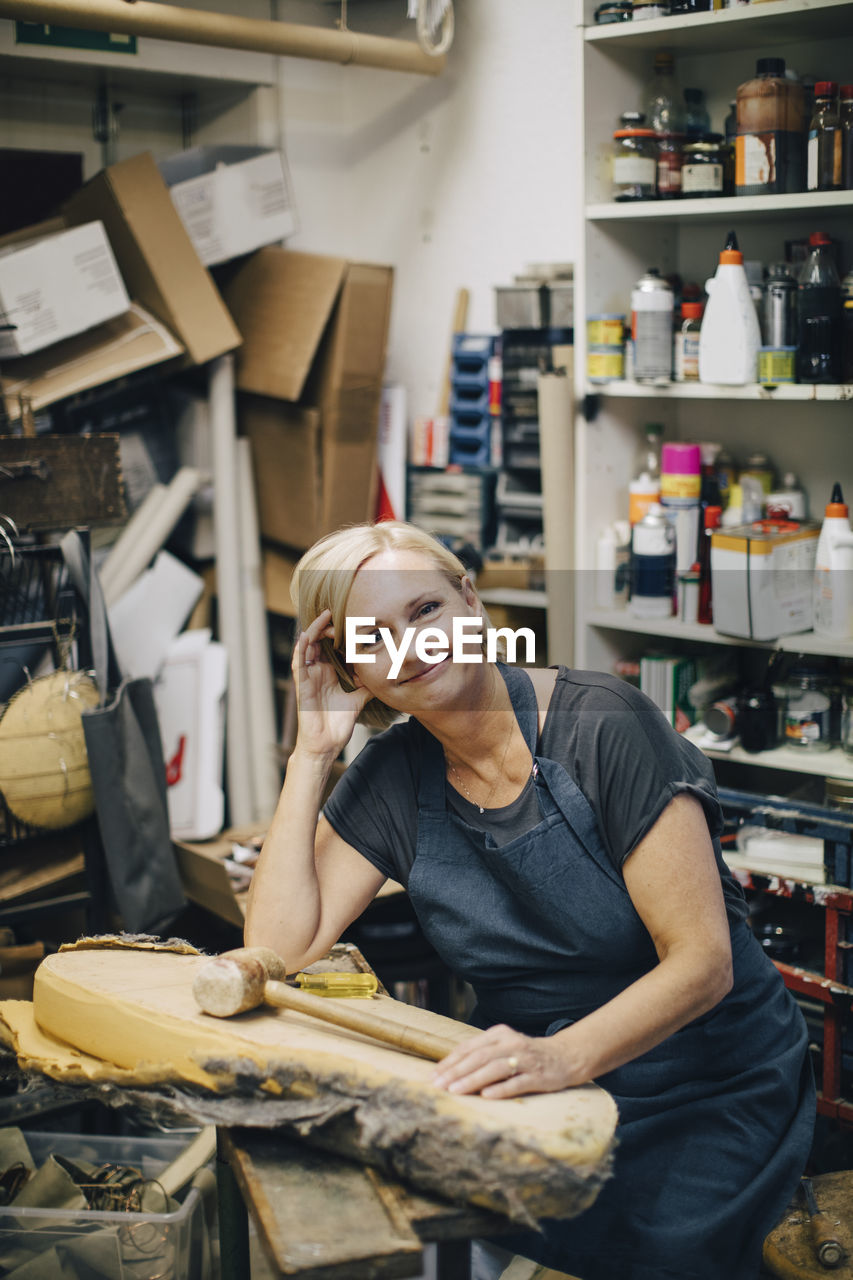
(294, 972, 378, 998)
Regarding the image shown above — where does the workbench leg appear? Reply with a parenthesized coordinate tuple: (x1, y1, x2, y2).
(436, 1238, 472, 1279)
(216, 1129, 250, 1280)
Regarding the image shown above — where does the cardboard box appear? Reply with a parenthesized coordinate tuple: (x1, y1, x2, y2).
(1, 302, 183, 422)
(221, 248, 393, 550)
(0, 221, 129, 358)
(263, 543, 299, 617)
(63, 151, 241, 367)
(159, 145, 298, 267)
(711, 519, 820, 641)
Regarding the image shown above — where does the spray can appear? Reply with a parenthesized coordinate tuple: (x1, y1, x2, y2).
(630, 503, 676, 618)
(814, 482, 853, 639)
(631, 269, 674, 383)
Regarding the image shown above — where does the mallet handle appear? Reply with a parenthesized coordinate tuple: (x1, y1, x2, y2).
(263, 980, 459, 1061)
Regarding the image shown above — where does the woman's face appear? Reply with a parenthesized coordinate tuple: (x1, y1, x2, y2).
(342, 547, 487, 715)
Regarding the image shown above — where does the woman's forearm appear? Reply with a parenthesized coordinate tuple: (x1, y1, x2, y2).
(244, 747, 338, 967)
(553, 941, 733, 1084)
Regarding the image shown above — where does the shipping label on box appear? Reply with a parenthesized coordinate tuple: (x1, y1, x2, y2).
(160, 145, 298, 267)
(711, 520, 820, 641)
(0, 221, 129, 358)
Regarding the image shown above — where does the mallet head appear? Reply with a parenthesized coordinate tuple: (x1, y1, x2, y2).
(192, 946, 286, 1017)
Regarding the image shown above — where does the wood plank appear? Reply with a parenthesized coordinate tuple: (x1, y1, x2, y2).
(222, 1129, 425, 1280)
(28, 942, 617, 1226)
(0, 434, 125, 530)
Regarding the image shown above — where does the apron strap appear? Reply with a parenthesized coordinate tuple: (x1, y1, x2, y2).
(416, 663, 540, 811)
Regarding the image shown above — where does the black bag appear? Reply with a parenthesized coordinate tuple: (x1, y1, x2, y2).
(61, 530, 186, 935)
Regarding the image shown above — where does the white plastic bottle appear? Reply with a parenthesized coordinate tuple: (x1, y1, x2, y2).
(813, 482, 853, 639)
(698, 230, 762, 385)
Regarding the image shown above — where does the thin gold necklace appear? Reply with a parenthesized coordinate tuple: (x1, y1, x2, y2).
(446, 716, 515, 814)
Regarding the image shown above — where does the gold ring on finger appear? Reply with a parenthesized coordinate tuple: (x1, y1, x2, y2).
(506, 1055, 519, 1076)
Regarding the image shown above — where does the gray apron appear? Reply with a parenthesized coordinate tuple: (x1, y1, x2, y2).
(407, 664, 815, 1280)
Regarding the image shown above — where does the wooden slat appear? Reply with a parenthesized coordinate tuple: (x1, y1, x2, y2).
(0, 434, 125, 530)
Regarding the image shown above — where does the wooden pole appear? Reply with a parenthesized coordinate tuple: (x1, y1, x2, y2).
(0, 0, 446, 76)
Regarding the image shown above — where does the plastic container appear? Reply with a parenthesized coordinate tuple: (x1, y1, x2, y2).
(813, 482, 853, 640)
(698, 230, 762, 385)
(797, 231, 842, 384)
(674, 301, 703, 380)
(735, 57, 805, 195)
(0, 1130, 212, 1280)
(661, 441, 701, 501)
(630, 503, 675, 618)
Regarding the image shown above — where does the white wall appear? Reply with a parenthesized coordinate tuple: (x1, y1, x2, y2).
(273, 0, 584, 419)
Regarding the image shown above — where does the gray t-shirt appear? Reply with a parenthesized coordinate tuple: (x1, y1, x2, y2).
(323, 666, 747, 922)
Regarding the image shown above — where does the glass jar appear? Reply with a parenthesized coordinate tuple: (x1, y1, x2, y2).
(595, 0, 633, 20)
(656, 134, 684, 199)
(612, 115, 657, 202)
(783, 665, 834, 751)
(825, 776, 853, 812)
(681, 135, 726, 197)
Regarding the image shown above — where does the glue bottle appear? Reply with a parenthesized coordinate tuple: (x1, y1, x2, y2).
(698, 230, 762, 385)
(814, 483, 853, 639)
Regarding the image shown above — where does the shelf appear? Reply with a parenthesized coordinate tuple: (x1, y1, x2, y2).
(587, 191, 853, 225)
(478, 588, 549, 609)
(583, 0, 853, 53)
(586, 380, 853, 401)
(684, 723, 853, 780)
(583, 609, 853, 659)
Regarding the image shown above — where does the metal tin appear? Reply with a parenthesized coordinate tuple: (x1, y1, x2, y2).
(587, 314, 625, 346)
(758, 346, 797, 385)
(763, 264, 798, 346)
(587, 346, 625, 382)
(630, 269, 673, 383)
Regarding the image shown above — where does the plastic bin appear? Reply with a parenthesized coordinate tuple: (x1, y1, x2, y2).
(0, 1130, 213, 1280)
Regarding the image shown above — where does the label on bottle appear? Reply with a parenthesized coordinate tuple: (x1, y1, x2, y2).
(807, 131, 818, 190)
(682, 162, 723, 194)
(736, 133, 777, 189)
(613, 155, 657, 185)
(660, 472, 701, 500)
(674, 331, 701, 381)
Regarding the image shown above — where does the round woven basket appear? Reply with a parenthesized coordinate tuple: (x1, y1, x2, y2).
(0, 670, 101, 831)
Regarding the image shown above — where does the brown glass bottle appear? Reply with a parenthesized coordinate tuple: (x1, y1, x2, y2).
(736, 57, 805, 195)
(808, 81, 843, 191)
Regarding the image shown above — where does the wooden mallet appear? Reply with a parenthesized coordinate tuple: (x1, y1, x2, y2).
(192, 947, 461, 1062)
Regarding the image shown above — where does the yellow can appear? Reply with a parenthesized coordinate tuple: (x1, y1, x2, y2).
(587, 346, 624, 383)
(587, 315, 625, 347)
(758, 346, 797, 385)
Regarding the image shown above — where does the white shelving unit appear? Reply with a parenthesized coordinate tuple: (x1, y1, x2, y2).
(573, 0, 853, 794)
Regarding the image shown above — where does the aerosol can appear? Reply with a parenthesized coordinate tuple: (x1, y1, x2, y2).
(814, 482, 853, 639)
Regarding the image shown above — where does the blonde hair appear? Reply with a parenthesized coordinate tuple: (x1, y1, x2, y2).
(292, 522, 470, 729)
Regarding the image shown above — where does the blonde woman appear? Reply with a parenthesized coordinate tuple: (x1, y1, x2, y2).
(246, 520, 814, 1280)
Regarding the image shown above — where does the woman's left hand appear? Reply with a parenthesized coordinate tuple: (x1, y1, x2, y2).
(432, 1023, 585, 1099)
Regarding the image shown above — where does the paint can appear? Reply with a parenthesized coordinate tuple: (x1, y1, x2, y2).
(587, 346, 625, 382)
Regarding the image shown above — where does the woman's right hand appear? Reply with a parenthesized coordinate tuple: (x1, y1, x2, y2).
(292, 610, 371, 761)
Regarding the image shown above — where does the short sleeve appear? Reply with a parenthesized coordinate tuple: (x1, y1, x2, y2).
(322, 722, 420, 883)
(551, 674, 724, 871)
